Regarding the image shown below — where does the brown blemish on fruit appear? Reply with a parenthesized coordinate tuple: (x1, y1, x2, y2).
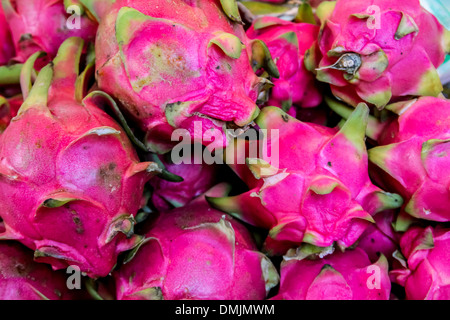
(70, 209, 84, 234)
(98, 162, 121, 192)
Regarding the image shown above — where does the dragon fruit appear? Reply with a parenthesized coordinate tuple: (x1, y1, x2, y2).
(0, 37, 162, 278)
(208, 104, 403, 255)
(246, 16, 322, 110)
(0, 241, 81, 300)
(149, 152, 219, 212)
(114, 184, 279, 300)
(356, 210, 400, 265)
(390, 225, 450, 300)
(95, 0, 279, 153)
(309, 0, 446, 109)
(1, 0, 97, 68)
(0, 3, 14, 65)
(368, 96, 450, 222)
(272, 245, 391, 300)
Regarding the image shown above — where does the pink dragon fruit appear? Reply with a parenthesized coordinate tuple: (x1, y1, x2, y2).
(208, 104, 403, 255)
(149, 152, 219, 212)
(114, 184, 280, 300)
(0, 241, 82, 300)
(272, 245, 391, 300)
(246, 16, 323, 110)
(309, 0, 446, 109)
(368, 97, 450, 222)
(0, 3, 14, 65)
(390, 225, 450, 300)
(356, 210, 400, 265)
(1, 0, 97, 68)
(94, 0, 279, 153)
(0, 37, 162, 278)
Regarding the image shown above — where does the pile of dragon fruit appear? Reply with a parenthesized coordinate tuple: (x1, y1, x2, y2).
(0, 0, 449, 301)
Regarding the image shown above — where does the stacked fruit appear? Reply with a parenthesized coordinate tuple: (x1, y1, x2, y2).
(0, 0, 448, 300)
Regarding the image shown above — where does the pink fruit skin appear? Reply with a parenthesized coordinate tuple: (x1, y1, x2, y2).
(313, 0, 445, 108)
(114, 187, 279, 300)
(0, 38, 157, 278)
(95, 0, 267, 153)
(0, 241, 79, 300)
(149, 154, 218, 211)
(2, 0, 97, 67)
(247, 17, 322, 109)
(390, 226, 450, 300)
(357, 210, 400, 265)
(208, 105, 402, 255)
(369, 97, 450, 222)
(272, 247, 391, 300)
(0, 4, 14, 65)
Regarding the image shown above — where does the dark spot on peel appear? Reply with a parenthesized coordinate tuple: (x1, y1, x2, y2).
(99, 162, 121, 192)
(15, 264, 27, 275)
(70, 209, 84, 234)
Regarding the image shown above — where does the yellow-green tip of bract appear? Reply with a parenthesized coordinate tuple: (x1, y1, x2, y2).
(18, 64, 54, 115)
(338, 103, 369, 153)
(220, 0, 242, 24)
